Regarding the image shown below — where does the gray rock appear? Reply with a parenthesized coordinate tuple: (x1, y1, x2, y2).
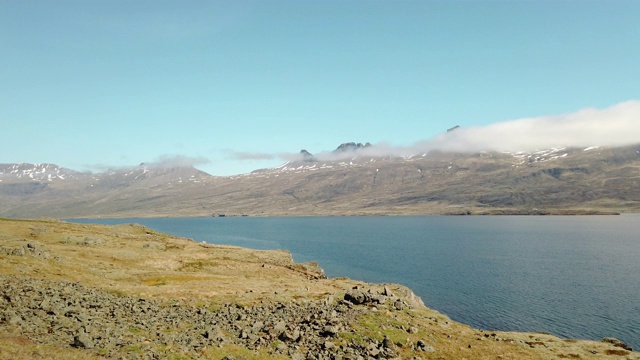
(382, 335, 394, 349)
(416, 339, 426, 349)
(321, 325, 338, 337)
(204, 326, 225, 342)
(344, 289, 368, 305)
(368, 346, 380, 357)
(323, 295, 334, 306)
(83, 237, 104, 246)
(0, 275, 385, 359)
(269, 320, 286, 337)
(252, 320, 264, 332)
(280, 327, 301, 342)
(72, 331, 94, 349)
(2, 311, 22, 326)
(276, 342, 288, 353)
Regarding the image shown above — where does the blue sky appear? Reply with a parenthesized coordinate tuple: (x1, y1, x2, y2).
(1, 1, 639, 175)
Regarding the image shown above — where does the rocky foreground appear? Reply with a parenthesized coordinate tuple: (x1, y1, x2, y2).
(0, 218, 637, 359)
(1, 276, 425, 359)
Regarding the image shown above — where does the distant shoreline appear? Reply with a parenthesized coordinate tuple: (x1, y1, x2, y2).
(60, 209, 626, 220)
(445, 209, 622, 216)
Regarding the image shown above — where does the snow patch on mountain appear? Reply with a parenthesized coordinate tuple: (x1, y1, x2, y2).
(509, 148, 570, 164)
(0, 162, 212, 188)
(253, 145, 595, 176)
(0, 163, 82, 182)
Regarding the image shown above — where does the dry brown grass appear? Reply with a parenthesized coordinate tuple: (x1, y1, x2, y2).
(0, 329, 99, 360)
(0, 218, 638, 359)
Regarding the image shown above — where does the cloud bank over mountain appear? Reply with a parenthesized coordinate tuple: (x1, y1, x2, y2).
(419, 100, 640, 154)
(148, 155, 211, 168)
(166, 100, 640, 171)
(289, 100, 640, 162)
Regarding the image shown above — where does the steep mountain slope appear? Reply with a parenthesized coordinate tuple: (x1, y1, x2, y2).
(1, 144, 639, 218)
(224, 144, 640, 215)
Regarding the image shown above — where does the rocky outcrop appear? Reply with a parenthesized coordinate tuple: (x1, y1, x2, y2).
(0, 241, 56, 260)
(333, 142, 371, 153)
(299, 149, 316, 162)
(603, 337, 633, 351)
(0, 276, 422, 359)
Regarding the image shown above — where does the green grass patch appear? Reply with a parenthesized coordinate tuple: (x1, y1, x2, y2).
(166, 353, 194, 360)
(353, 312, 410, 346)
(142, 277, 168, 286)
(127, 326, 143, 335)
(122, 344, 143, 354)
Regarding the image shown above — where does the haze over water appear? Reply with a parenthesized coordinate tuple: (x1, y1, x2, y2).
(72, 215, 640, 349)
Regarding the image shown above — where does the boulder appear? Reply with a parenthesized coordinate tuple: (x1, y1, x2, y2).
(72, 331, 94, 349)
(344, 289, 368, 305)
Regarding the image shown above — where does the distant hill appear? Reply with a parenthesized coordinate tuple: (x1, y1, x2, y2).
(1, 143, 639, 218)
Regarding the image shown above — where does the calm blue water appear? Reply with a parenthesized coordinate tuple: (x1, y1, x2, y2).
(70, 215, 640, 349)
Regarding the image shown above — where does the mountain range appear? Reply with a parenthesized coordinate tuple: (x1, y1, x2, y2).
(2, 142, 639, 218)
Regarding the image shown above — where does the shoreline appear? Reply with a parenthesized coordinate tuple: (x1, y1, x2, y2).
(60, 208, 630, 220)
(0, 218, 636, 359)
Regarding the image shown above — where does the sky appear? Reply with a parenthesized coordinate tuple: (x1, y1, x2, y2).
(1, 1, 639, 175)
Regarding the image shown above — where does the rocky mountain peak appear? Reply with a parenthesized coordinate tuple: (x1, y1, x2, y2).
(333, 142, 371, 153)
(296, 142, 373, 162)
(299, 149, 316, 162)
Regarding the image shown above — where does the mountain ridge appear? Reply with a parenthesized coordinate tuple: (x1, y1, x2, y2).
(1, 143, 639, 218)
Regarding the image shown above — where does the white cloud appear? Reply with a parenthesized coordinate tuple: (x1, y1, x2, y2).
(149, 155, 211, 168)
(227, 152, 276, 161)
(219, 100, 640, 167)
(297, 100, 640, 162)
(419, 100, 640, 153)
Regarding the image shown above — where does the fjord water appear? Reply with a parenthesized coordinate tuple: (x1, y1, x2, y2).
(71, 215, 640, 349)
